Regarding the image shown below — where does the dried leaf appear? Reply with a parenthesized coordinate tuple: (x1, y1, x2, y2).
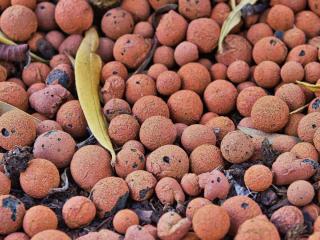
(218, 0, 258, 53)
(296, 81, 320, 93)
(0, 101, 40, 124)
(0, 31, 48, 63)
(89, 0, 120, 8)
(75, 28, 116, 166)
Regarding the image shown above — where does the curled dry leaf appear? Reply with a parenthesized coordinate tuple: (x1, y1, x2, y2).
(296, 81, 320, 93)
(75, 27, 116, 166)
(218, 0, 258, 53)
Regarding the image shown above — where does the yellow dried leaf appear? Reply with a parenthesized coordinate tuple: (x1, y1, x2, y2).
(0, 31, 48, 63)
(75, 28, 116, 165)
(218, 0, 258, 53)
(0, 101, 40, 124)
(296, 81, 320, 93)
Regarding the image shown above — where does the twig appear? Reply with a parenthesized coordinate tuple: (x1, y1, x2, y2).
(49, 168, 69, 194)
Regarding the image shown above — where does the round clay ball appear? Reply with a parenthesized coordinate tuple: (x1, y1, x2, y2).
(0, 195, 25, 235)
(291, 142, 318, 161)
(97, 37, 115, 63)
(62, 196, 96, 229)
(55, 0, 93, 34)
(280, 61, 304, 83)
(35, 2, 56, 31)
(295, 11, 320, 38)
(153, 46, 175, 68)
(181, 173, 201, 197)
(284, 113, 304, 137)
(108, 114, 140, 145)
(275, 83, 306, 111)
(101, 61, 128, 82)
(287, 180, 315, 206)
(222, 196, 262, 235)
(121, 0, 150, 21)
(156, 70, 181, 96)
(133, 21, 154, 38)
(115, 148, 145, 178)
(101, 75, 125, 104)
(186, 197, 212, 219)
(22, 62, 50, 87)
(23, 205, 58, 237)
(305, 62, 320, 83)
(210, 2, 230, 26)
(298, 112, 320, 142)
(283, 27, 306, 49)
(125, 74, 156, 104)
(267, 4, 294, 31)
(174, 41, 199, 66)
(251, 96, 289, 133)
(139, 116, 176, 151)
(31, 230, 70, 240)
(103, 98, 131, 122)
(244, 165, 273, 192)
(91, 177, 129, 218)
(125, 170, 157, 201)
(147, 63, 168, 80)
(4, 232, 29, 240)
(205, 116, 235, 141)
(193, 205, 230, 240)
(246, 23, 273, 45)
(253, 61, 281, 88)
(179, 0, 211, 20)
(181, 124, 216, 152)
(56, 100, 87, 139)
(286, 44, 317, 66)
(220, 130, 254, 164)
(227, 60, 250, 83)
(36, 120, 62, 136)
(146, 144, 189, 179)
(190, 144, 224, 175)
(0, 5, 37, 41)
(0, 172, 11, 195)
(0, 110, 36, 150)
(20, 159, 60, 199)
(113, 209, 139, 234)
(70, 145, 112, 191)
(122, 140, 145, 155)
(204, 80, 238, 115)
(168, 90, 203, 125)
(0, 82, 28, 111)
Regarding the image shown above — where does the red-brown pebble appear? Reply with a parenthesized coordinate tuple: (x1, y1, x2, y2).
(174, 42, 199, 66)
(295, 11, 320, 38)
(155, 177, 185, 205)
(179, 0, 211, 20)
(153, 46, 175, 68)
(271, 206, 304, 234)
(181, 173, 201, 197)
(275, 83, 306, 111)
(210, 2, 230, 26)
(125, 74, 156, 104)
(133, 21, 154, 38)
(147, 64, 168, 80)
(0, 82, 28, 111)
(115, 148, 145, 178)
(244, 165, 273, 192)
(205, 116, 235, 141)
(113, 209, 139, 234)
(210, 63, 227, 80)
(246, 23, 273, 45)
(156, 70, 181, 96)
(122, 140, 145, 155)
(31, 230, 70, 240)
(281, 61, 304, 83)
(237, 86, 267, 117)
(254, 61, 280, 88)
(101, 75, 125, 104)
(121, 0, 150, 21)
(101, 61, 128, 83)
(287, 180, 315, 206)
(227, 60, 250, 83)
(103, 98, 131, 122)
(4, 232, 29, 240)
(0, 171, 10, 195)
(267, 4, 294, 31)
(298, 112, 320, 142)
(283, 27, 306, 49)
(186, 198, 212, 219)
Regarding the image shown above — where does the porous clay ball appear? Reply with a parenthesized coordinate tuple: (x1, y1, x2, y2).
(252, 37, 288, 64)
(35, 2, 57, 31)
(280, 61, 304, 83)
(178, 62, 211, 94)
(174, 42, 199, 66)
(0, 110, 36, 150)
(115, 148, 145, 178)
(186, 198, 212, 219)
(92, 177, 129, 218)
(204, 80, 238, 115)
(267, 4, 294, 31)
(210, 2, 230, 26)
(139, 116, 176, 151)
(125, 170, 157, 201)
(101, 75, 125, 103)
(147, 64, 168, 80)
(287, 44, 317, 66)
(244, 165, 273, 192)
(101, 8, 134, 40)
(291, 142, 318, 161)
(215, 34, 252, 66)
(125, 74, 156, 104)
(0, 195, 25, 235)
(238, 117, 254, 128)
(305, 62, 320, 83)
(295, 11, 320, 38)
(0, 82, 28, 111)
(270, 206, 304, 234)
(31, 230, 71, 240)
(298, 112, 320, 142)
(236, 86, 267, 117)
(251, 96, 289, 133)
(33, 130, 76, 168)
(121, 0, 150, 21)
(4, 232, 29, 240)
(103, 98, 131, 122)
(181, 173, 201, 197)
(22, 62, 50, 87)
(0, 171, 11, 195)
(271, 135, 298, 153)
(122, 140, 145, 155)
(246, 23, 273, 45)
(210, 63, 227, 80)
(62, 196, 96, 229)
(235, 215, 280, 240)
(199, 112, 218, 125)
(70, 145, 112, 191)
(187, 18, 220, 53)
(283, 27, 306, 49)
(181, 125, 216, 152)
(287, 180, 315, 206)
(36, 120, 62, 136)
(254, 61, 281, 88)
(46, 31, 65, 50)
(193, 205, 230, 240)
(46, 64, 74, 89)
(157, 212, 191, 240)
(55, 0, 93, 34)
(227, 60, 250, 83)
(220, 130, 254, 164)
(113, 209, 139, 234)
(153, 46, 175, 68)
(275, 83, 306, 111)
(20, 159, 60, 199)
(285, 113, 304, 136)
(49, 54, 71, 68)
(133, 21, 154, 38)
(222, 196, 262, 235)
(156, 10, 188, 47)
(97, 37, 115, 62)
(108, 114, 140, 145)
(205, 116, 235, 141)
(179, 0, 211, 20)
(27, 83, 46, 96)
(155, 177, 185, 205)
(156, 71, 181, 96)
(146, 144, 189, 179)
(23, 205, 58, 237)
(133, 96, 169, 123)
(168, 90, 203, 125)
(56, 100, 87, 139)
(0, 5, 37, 41)
(124, 225, 155, 240)
(114, 34, 151, 69)
(101, 61, 128, 83)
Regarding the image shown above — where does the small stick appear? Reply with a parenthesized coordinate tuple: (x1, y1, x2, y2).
(49, 168, 69, 194)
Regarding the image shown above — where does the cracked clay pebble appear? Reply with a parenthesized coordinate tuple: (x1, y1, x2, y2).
(115, 147, 145, 178)
(155, 177, 185, 205)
